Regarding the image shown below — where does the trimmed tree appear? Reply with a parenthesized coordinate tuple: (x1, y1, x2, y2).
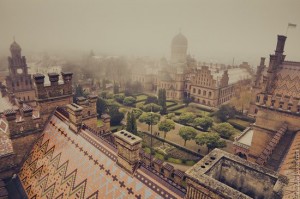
(195, 132, 226, 153)
(179, 126, 197, 146)
(215, 105, 236, 122)
(158, 89, 167, 115)
(126, 111, 137, 134)
(139, 112, 161, 131)
(123, 96, 136, 106)
(178, 112, 196, 125)
(132, 108, 143, 119)
(108, 105, 124, 126)
(193, 117, 214, 131)
(213, 122, 237, 139)
(142, 103, 162, 113)
(126, 112, 132, 132)
(96, 97, 107, 117)
(158, 119, 175, 139)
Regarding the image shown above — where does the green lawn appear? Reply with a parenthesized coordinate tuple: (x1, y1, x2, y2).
(228, 119, 251, 128)
(136, 94, 148, 101)
(166, 101, 177, 106)
(174, 107, 210, 116)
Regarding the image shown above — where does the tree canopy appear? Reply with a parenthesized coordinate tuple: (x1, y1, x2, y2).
(215, 105, 236, 122)
(178, 126, 197, 146)
(178, 112, 196, 125)
(158, 119, 175, 139)
(142, 103, 162, 113)
(126, 111, 137, 134)
(213, 122, 237, 139)
(139, 112, 160, 130)
(193, 117, 214, 131)
(123, 96, 136, 106)
(195, 132, 226, 152)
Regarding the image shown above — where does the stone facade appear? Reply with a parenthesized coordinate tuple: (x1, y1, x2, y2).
(185, 149, 287, 199)
(234, 35, 300, 170)
(33, 72, 73, 120)
(186, 66, 234, 107)
(114, 130, 142, 174)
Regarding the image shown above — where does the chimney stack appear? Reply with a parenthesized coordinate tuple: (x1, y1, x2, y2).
(114, 130, 142, 174)
(275, 35, 287, 55)
(66, 103, 83, 133)
(48, 73, 59, 86)
(260, 57, 266, 66)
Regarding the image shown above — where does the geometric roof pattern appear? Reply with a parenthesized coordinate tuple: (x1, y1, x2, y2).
(0, 118, 13, 157)
(273, 62, 300, 98)
(18, 114, 183, 199)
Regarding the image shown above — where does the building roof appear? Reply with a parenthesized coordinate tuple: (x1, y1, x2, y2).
(0, 118, 13, 157)
(0, 94, 15, 113)
(272, 62, 300, 98)
(279, 131, 300, 198)
(234, 127, 254, 149)
(18, 112, 184, 199)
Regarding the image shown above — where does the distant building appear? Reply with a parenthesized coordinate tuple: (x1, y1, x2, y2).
(156, 32, 251, 106)
(4, 41, 36, 106)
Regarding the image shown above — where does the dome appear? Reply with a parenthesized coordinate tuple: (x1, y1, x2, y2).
(171, 33, 188, 46)
(10, 41, 21, 52)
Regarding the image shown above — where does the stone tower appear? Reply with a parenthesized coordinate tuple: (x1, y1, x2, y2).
(5, 40, 36, 106)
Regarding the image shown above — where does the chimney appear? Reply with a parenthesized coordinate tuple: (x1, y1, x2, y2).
(76, 97, 87, 106)
(61, 72, 73, 84)
(20, 106, 33, 118)
(260, 57, 266, 66)
(114, 130, 142, 174)
(33, 73, 45, 86)
(275, 35, 287, 55)
(66, 103, 83, 133)
(48, 73, 59, 86)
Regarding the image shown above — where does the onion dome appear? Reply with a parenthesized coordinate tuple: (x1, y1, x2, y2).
(171, 33, 188, 47)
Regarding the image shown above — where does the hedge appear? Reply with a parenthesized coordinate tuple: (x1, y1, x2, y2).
(167, 104, 185, 111)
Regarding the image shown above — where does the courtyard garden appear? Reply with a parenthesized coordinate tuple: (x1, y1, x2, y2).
(94, 88, 253, 168)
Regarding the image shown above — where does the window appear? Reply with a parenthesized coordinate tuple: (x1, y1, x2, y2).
(198, 89, 201, 95)
(279, 104, 283, 109)
(193, 88, 196, 93)
(28, 96, 30, 100)
(288, 106, 292, 111)
(203, 91, 206, 96)
(208, 92, 212, 98)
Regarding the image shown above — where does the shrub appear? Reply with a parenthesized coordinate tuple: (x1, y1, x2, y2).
(114, 94, 125, 103)
(123, 96, 136, 106)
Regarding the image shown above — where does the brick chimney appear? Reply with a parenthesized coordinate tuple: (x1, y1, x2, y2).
(66, 103, 83, 133)
(114, 130, 142, 174)
(48, 73, 59, 86)
(275, 35, 287, 55)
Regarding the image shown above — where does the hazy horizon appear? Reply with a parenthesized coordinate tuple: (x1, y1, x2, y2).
(1, 0, 300, 65)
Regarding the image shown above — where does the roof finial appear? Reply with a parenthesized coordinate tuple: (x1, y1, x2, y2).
(13, 36, 15, 42)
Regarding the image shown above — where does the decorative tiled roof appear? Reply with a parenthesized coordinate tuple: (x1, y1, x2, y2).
(0, 118, 13, 157)
(18, 114, 183, 199)
(272, 64, 300, 98)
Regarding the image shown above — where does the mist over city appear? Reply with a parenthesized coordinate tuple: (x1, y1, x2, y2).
(0, 0, 300, 66)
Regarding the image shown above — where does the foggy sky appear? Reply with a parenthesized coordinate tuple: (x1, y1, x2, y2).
(0, 0, 300, 65)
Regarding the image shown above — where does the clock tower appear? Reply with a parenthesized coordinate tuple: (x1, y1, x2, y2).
(5, 40, 36, 105)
